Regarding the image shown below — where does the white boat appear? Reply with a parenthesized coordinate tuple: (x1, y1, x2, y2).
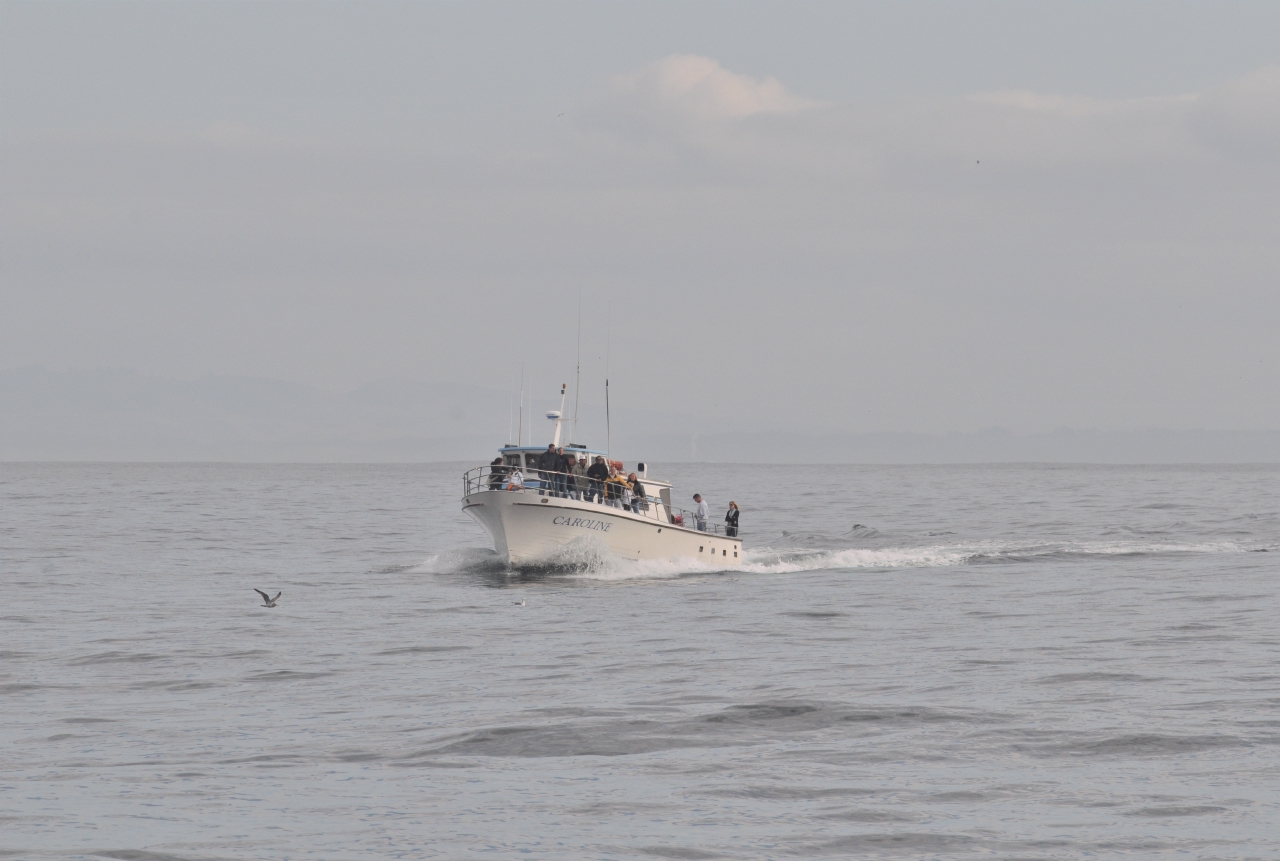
(461, 401, 741, 568)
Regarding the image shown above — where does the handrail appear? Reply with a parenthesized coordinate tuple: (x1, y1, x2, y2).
(461, 464, 739, 537)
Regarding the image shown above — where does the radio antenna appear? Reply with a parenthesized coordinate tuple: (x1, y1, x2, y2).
(573, 291, 582, 443)
(605, 299, 611, 457)
(517, 363, 525, 446)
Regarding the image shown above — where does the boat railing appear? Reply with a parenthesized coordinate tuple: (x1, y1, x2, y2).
(461, 464, 739, 537)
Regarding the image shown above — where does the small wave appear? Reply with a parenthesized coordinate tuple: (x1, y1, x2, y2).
(1126, 805, 1227, 817)
(635, 847, 722, 860)
(94, 852, 204, 861)
(244, 670, 332, 683)
(1025, 732, 1248, 758)
(376, 645, 470, 656)
(1035, 672, 1156, 685)
(68, 651, 170, 666)
(404, 700, 983, 760)
(1, 683, 52, 694)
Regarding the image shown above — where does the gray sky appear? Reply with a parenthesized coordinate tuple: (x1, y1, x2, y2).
(3, 1, 1279, 437)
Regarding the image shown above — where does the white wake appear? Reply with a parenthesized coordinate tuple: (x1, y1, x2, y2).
(410, 538, 1257, 581)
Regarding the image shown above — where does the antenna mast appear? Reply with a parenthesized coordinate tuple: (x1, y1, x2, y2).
(605, 299, 611, 457)
(518, 363, 525, 446)
(573, 291, 582, 443)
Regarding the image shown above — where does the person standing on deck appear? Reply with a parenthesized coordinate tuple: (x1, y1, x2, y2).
(555, 446, 572, 497)
(537, 444, 558, 496)
(725, 501, 740, 537)
(571, 457, 588, 500)
(605, 466, 629, 508)
(587, 456, 610, 503)
(693, 494, 709, 531)
(487, 457, 507, 490)
(628, 472, 647, 513)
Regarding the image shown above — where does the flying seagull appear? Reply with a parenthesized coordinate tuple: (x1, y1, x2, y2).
(255, 589, 281, 608)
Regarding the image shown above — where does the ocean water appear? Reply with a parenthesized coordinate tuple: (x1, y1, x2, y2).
(2, 461, 1279, 860)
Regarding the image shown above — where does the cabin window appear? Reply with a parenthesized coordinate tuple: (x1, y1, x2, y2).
(699, 546, 704, 552)
(723, 550, 727, 556)
(504, 455, 521, 467)
(734, 551, 738, 558)
(525, 453, 540, 468)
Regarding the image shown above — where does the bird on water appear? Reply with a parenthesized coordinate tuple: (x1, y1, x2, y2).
(255, 589, 282, 608)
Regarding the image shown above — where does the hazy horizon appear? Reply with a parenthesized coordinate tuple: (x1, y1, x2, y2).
(5, 364, 1280, 464)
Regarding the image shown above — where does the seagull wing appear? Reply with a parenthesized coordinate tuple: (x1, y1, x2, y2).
(272, 592, 282, 603)
(255, 589, 270, 601)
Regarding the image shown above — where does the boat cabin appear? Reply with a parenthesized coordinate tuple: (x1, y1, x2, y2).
(495, 444, 669, 502)
(499, 444, 656, 480)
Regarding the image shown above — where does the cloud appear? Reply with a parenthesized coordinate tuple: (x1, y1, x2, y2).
(576, 56, 1280, 177)
(580, 54, 823, 141)
(958, 67, 1280, 165)
(1188, 65, 1280, 159)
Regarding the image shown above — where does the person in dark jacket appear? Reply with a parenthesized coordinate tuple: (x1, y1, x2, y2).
(537, 444, 559, 495)
(556, 447, 574, 497)
(487, 456, 507, 490)
(586, 456, 610, 503)
(628, 472, 647, 513)
(725, 501, 740, 537)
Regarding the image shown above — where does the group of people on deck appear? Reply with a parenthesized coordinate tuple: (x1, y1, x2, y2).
(488, 445, 740, 534)
(692, 494, 740, 536)
(489, 446, 649, 513)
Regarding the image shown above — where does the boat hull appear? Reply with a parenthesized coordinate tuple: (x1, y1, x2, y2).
(462, 489, 742, 567)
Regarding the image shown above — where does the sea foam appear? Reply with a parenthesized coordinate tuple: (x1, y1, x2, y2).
(411, 538, 1256, 581)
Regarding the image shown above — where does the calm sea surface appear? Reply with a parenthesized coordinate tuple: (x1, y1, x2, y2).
(2, 462, 1279, 860)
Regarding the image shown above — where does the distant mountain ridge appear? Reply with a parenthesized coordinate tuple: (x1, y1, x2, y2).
(3, 367, 1279, 463)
